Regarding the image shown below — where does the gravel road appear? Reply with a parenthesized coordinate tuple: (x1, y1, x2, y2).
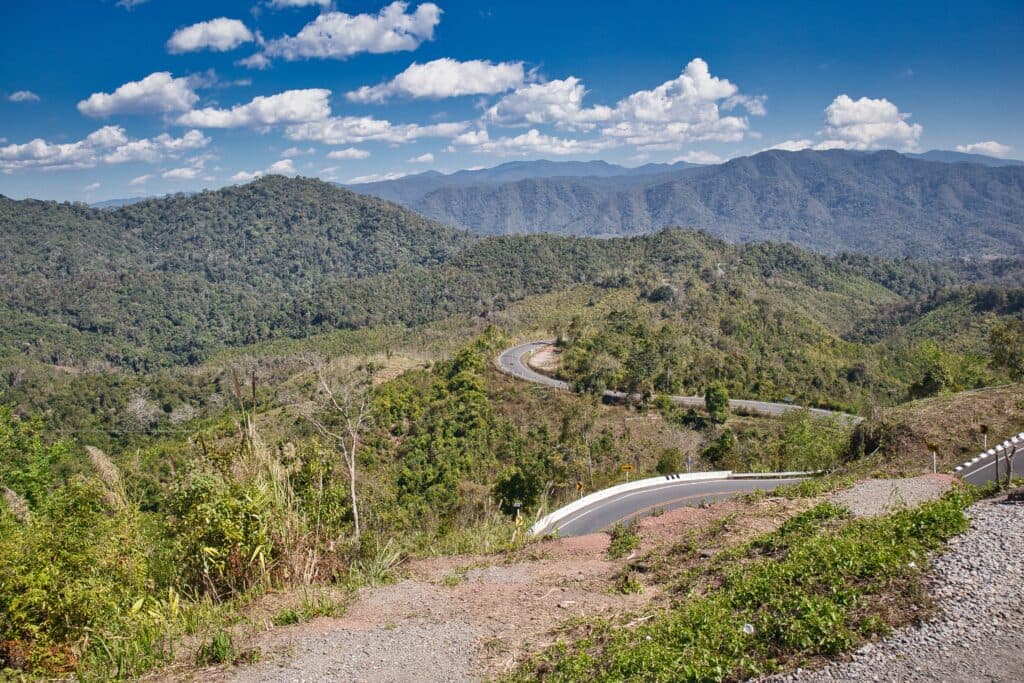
(829, 475, 956, 517)
(222, 620, 482, 683)
(770, 498, 1024, 682)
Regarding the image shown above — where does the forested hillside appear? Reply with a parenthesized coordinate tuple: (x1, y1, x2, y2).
(2, 174, 1023, 372)
(372, 150, 1024, 258)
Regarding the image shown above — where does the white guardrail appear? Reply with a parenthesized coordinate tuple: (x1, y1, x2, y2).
(530, 469, 822, 536)
(953, 432, 1024, 475)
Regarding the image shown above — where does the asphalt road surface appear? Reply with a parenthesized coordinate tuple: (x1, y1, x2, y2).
(497, 341, 861, 423)
(543, 477, 802, 537)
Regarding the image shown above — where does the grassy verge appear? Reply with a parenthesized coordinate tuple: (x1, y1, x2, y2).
(505, 486, 979, 682)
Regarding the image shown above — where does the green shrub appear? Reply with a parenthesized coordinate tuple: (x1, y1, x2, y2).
(166, 474, 278, 600)
(606, 522, 640, 559)
(195, 631, 235, 666)
(655, 448, 682, 475)
(0, 479, 150, 673)
(705, 383, 730, 423)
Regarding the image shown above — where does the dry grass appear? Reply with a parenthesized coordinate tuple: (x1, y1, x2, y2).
(853, 383, 1024, 475)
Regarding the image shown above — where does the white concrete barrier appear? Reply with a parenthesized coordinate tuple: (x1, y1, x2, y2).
(530, 471, 732, 536)
(953, 432, 1024, 474)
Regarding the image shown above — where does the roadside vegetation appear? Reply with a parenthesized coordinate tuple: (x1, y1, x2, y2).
(505, 487, 980, 682)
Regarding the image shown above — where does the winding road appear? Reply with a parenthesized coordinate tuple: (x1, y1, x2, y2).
(497, 340, 862, 423)
(496, 340, 841, 537)
(539, 476, 802, 537)
(497, 340, 1023, 537)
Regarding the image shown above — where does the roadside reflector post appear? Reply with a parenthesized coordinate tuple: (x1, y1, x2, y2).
(995, 445, 1005, 488)
(512, 501, 523, 542)
(1003, 442, 1016, 489)
(979, 424, 988, 452)
(926, 442, 938, 474)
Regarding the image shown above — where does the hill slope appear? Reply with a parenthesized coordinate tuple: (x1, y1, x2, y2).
(0, 177, 469, 367)
(3, 174, 1022, 372)
(370, 150, 1024, 258)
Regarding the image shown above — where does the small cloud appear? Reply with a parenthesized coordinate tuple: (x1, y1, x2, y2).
(267, 158, 297, 174)
(176, 88, 330, 128)
(347, 171, 407, 184)
(117, 0, 149, 8)
(167, 18, 255, 54)
(327, 147, 371, 160)
(8, 90, 40, 103)
(83, 182, 101, 191)
(672, 150, 722, 164)
(408, 152, 435, 163)
(347, 58, 526, 103)
(815, 94, 922, 152)
(280, 146, 315, 157)
(762, 139, 814, 152)
(163, 166, 201, 180)
(267, 0, 333, 8)
(78, 72, 198, 117)
(236, 53, 271, 70)
(129, 174, 153, 186)
(954, 140, 1013, 158)
(229, 157, 298, 183)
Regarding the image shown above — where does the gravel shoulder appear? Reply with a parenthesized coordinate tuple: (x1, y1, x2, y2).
(770, 497, 1024, 683)
(829, 474, 957, 517)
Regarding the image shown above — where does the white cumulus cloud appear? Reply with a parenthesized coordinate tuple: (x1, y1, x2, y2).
(954, 140, 1013, 158)
(348, 171, 408, 184)
(285, 116, 467, 145)
(167, 18, 255, 54)
(326, 147, 371, 160)
(463, 128, 613, 157)
(816, 94, 922, 151)
(408, 152, 434, 163)
(762, 139, 814, 152)
(8, 90, 40, 102)
(78, 72, 199, 117)
(0, 126, 127, 172)
(485, 77, 613, 130)
(236, 53, 271, 70)
(0, 126, 212, 173)
(83, 182, 101, 192)
(176, 89, 331, 128)
(102, 130, 210, 164)
(281, 146, 315, 157)
(483, 58, 763, 151)
(672, 150, 722, 164)
(129, 174, 153, 186)
(229, 157, 299, 183)
(348, 58, 525, 102)
(262, 2, 441, 62)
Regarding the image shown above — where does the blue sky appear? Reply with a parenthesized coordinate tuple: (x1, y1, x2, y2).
(1, 0, 1022, 201)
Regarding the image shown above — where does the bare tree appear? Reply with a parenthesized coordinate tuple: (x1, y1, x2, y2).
(295, 355, 374, 539)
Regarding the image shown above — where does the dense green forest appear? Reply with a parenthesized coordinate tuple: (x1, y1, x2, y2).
(3, 175, 1023, 371)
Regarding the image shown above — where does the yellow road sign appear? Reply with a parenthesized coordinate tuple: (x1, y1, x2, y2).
(620, 464, 633, 472)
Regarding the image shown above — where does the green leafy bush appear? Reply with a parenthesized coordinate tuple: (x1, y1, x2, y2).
(606, 521, 640, 559)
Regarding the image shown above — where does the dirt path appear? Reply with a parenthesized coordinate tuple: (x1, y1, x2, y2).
(184, 532, 641, 682)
